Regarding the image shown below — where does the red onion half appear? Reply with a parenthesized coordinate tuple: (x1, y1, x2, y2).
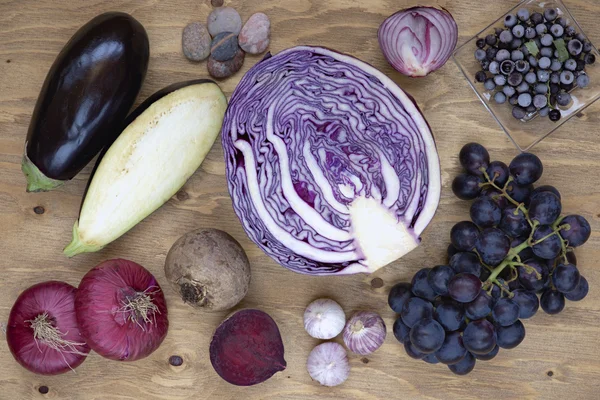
(7, 281, 90, 375)
(378, 7, 458, 77)
(75, 259, 168, 361)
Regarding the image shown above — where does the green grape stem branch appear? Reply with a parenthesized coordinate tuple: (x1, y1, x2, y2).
(477, 167, 572, 295)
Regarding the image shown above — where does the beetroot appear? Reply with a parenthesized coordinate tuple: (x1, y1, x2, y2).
(210, 309, 286, 386)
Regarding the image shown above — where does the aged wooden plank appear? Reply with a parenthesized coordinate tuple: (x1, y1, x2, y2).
(0, 0, 599, 399)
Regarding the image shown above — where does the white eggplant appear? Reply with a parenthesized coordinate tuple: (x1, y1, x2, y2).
(64, 80, 227, 257)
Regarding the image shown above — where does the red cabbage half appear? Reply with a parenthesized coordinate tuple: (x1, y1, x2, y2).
(222, 46, 440, 275)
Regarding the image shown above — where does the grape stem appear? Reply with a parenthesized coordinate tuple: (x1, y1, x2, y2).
(509, 261, 542, 279)
(530, 224, 569, 246)
(477, 166, 572, 295)
(484, 239, 529, 286)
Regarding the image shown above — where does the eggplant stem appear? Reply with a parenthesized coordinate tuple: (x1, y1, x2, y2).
(21, 154, 64, 192)
(63, 222, 104, 257)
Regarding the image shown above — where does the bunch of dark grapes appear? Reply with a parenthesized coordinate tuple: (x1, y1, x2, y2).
(388, 142, 591, 375)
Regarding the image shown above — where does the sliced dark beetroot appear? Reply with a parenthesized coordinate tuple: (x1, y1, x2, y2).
(210, 309, 286, 386)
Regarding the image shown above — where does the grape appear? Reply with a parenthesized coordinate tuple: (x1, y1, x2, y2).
(540, 289, 565, 314)
(465, 290, 494, 320)
(451, 221, 480, 251)
(564, 276, 589, 301)
(486, 161, 510, 186)
(393, 317, 411, 344)
(479, 267, 491, 282)
(422, 353, 440, 364)
(566, 251, 577, 266)
(552, 263, 580, 293)
(463, 319, 497, 355)
(410, 318, 446, 354)
(509, 153, 543, 185)
(448, 352, 476, 375)
(529, 192, 561, 225)
(505, 182, 533, 204)
(447, 244, 459, 261)
(480, 187, 509, 209)
(404, 339, 426, 359)
(427, 265, 456, 296)
(434, 300, 465, 331)
(459, 143, 490, 176)
(531, 185, 561, 201)
(388, 282, 413, 313)
(453, 174, 483, 200)
(490, 279, 504, 300)
(476, 228, 511, 266)
(470, 197, 502, 228)
(512, 289, 539, 318)
(532, 225, 562, 259)
(448, 273, 482, 303)
(499, 206, 531, 237)
(508, 277, 522, 291)
(435, 331, 467, 365)
(402, 297, 434, 327)
(449, 252, 482, 277)
(559, 215, 591, 247)
(492, 298, 520, 326)
(518, 259, 549, 291)
(474, 345, 499, 361)
(411, 268, 437, 301)
(512, 237, 535, 261)
(496, 320, 526, 349)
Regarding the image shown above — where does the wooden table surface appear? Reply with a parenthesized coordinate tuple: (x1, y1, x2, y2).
(1, 0, 600, 399)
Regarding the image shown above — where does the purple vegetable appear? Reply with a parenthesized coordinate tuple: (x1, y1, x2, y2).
(221, 46, 441, 275)
(378, 7, 458, 77)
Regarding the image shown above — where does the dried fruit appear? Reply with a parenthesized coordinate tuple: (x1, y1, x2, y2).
(210, 309, 286, 386)
(208, 48, 245, 79)
(210, 32, 239, 62)
(207, 7, 242, 36)
(239, 13, 271, 54)
(182, 22, 211, 61)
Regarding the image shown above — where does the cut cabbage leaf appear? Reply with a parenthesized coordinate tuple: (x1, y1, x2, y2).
(222, 46, 440, 275)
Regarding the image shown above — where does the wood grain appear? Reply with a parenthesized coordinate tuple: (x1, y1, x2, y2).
(1, 0, 600, 399)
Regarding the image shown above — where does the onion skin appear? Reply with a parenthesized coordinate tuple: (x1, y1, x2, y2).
(7, 281, 90, 375)
(75, 259, 168, 361)
(378, 7, 458, 77)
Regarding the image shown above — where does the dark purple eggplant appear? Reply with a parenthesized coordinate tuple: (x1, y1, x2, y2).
(22, 12, 149, 192)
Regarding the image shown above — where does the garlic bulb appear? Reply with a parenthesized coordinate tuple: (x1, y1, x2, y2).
(303, 298, 346, 339)
(306, 342, 350, 387)
(343, 311, 386, 355)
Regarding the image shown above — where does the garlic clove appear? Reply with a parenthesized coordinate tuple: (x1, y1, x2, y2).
(343, 311, 387, 355)
(306, 342, 350, 387)
(303, 298, 346, 339)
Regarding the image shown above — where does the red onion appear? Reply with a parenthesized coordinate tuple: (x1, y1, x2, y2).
(378, 7, 458, 77)
(6, 281, 90, 375)
(75, 259, 168, 361)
